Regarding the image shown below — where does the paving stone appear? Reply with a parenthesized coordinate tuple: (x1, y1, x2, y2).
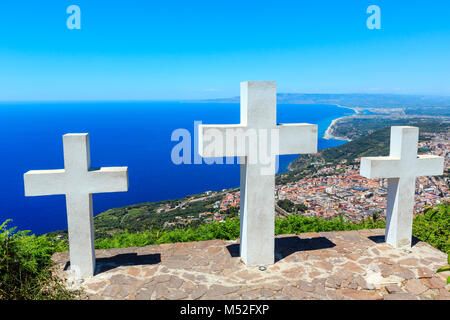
(88, 294, 105, 300)
(182, 272, 196, 281)
(296, 280, 315, 292)
(281, 266, 306, 279)
(166, 289, 189, 300)
(207, 246, 223, 255)
(281, 286, 309, 300)
(358, 258, 373, 265)
(397, 258, 420, 266)
(340, 261, 365, 274)
(103, 284, 121, 297)
(154, 283, 170, 299)
(126, 266, 141, 277)
(236, 270, 261, 281)
(355, 276, 374, 290)
(141, 266, 159, 277)
(86, 281, 107, 292)
(395, 269, 416, 280)
(109, 274, 143, 287)
(384, 293, 418, 300)
(345, 253, 360, 261)
(385, 284, 402, 293)
(168, 275, 184, 289)
(135, 287, 154, 300)
(51, 231, 448, 300)
(180, 280, 196, 293)
(260, 288, 275, 298)
(314, 261, 333, 272)
(104, 284, 134, 299)
(335, 269, 354, 282)
(438, 288, 450, 298)
(152, 274, 171, 283)
(262, 283, 284, 291)
(190, 285, 208, 300)
(336, 289, 382, 300)
(416, 267, 434, 278)
(421, 276, 446, 289)
(209, 284, 241, 296)
(404, 279, 428, 295)
(347, 281, 358, 290)
(325, 276, 342, 289)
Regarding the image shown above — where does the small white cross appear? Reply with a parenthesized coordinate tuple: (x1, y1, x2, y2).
(24, 133, 128, 278)
(198, 81, 318, 265)
(360, 126, 444, 248)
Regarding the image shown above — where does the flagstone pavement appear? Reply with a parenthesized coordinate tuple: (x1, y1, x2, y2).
(52, 229, 450, 300)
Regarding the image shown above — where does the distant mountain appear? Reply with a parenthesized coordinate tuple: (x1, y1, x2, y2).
(186, 93, 450, 108)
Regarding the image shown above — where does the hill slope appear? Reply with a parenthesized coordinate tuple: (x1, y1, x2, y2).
(288, 122, 449, 173)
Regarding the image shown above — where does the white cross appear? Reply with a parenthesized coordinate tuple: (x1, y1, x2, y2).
(198, 81, 317, 265)
(360, 126, 444, 248)
(24, 133, 128, 278)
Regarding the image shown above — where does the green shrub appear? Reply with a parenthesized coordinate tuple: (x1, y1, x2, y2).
(95, 214, 385, 249)
(436, 250, 450, 288)
(95, 218, 241, 249)
(0, 220, 77, 300)
(412, 202, 449, 253)
(95, 203, 449, 253)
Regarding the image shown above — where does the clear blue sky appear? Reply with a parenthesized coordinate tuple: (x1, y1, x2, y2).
(1, 0, 449, 101)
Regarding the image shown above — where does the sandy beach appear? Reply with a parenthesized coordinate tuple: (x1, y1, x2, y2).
(323, 105, 359, 141)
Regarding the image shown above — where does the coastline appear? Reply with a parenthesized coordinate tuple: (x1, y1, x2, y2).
(323, 105, 358, 141)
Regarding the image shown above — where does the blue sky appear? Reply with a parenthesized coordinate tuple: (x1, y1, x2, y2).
(0, 0, 449, 101)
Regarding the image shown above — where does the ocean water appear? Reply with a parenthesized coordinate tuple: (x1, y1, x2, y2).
(0, 102, 353, 234)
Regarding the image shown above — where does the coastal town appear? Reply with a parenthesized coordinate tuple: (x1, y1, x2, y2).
(94, 127, 449, 231)
(192, 130, 449, 225)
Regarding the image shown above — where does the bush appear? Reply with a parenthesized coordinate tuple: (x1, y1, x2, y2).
(275, 214, 385, 234)
(95, 203, 449, 253)
(96, 218, 241, 249)
(412, 202, 449, 253)
(95, 214, 385, 249)
(0, 220, 77, 300)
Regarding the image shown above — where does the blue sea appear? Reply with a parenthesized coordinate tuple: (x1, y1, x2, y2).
(0, 102, 353, 234)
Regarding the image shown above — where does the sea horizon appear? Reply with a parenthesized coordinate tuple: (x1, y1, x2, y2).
(0, 101, 353, 234)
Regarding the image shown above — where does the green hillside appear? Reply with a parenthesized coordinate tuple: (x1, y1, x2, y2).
(330, 118, 449, 141)
(288, 122, 449, 174)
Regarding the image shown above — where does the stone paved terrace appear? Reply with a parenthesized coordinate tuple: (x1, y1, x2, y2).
(52, 229, 450, 300)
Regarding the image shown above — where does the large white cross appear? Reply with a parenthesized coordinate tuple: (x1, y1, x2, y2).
(198, 81, 318, 265)
(24, 133, 128, 278)
(360, 126, 444, 248)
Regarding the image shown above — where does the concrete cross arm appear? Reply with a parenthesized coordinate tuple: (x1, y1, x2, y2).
(198, 124, 247, 158)
(86, 166, 129, 193)
(415, 155, 445, 176)
(277, 123, 318, 155)
(24, 166, 128, 196)
(24, 169, 66, 196)
(360, 155, 444, 179)
(360, 156, 402, 179)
